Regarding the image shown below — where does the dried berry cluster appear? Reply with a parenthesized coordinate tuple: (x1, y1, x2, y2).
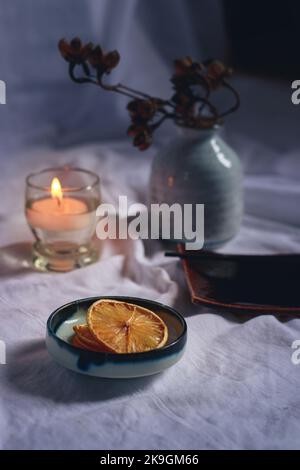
(171, 57, 233, 129)
(127, 99, 164, 150)
(59, 38, 240, 151)
(59, 38, 120, 78)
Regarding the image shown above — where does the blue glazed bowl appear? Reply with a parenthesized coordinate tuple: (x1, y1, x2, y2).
(46, 296, 187, 378)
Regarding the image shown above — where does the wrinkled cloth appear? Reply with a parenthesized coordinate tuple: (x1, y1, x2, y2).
(0, 0, 299, 451)
(1, 122, 300, 450)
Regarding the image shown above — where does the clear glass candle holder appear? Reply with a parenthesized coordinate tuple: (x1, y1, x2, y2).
(25, 167, 100, 272)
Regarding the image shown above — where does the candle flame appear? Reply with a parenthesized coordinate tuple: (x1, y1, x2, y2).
(51, 177, 63, 205)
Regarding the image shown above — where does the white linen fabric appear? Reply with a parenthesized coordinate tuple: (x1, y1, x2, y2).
(0, 0, 300, 450)
(1, 90, 300, 449)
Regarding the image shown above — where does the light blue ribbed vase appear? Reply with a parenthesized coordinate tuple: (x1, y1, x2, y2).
(149, 127, 243, 248)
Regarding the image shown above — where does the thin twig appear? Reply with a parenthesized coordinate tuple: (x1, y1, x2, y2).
(65, 51, 240, 149)
(219, 81, 240, 118)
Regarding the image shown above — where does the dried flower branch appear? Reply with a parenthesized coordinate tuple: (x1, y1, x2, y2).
(58, 37, 240, 151)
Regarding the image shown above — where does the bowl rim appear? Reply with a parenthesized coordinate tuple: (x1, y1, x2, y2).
(47, 296, 187, 360)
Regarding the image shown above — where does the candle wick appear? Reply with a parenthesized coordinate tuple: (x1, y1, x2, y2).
(56, 197, 62, 208)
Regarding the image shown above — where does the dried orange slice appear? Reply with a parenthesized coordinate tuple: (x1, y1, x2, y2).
(72, 334, 96, 351)
(87, 299, 168, 353)
(72, 324, 105, 352)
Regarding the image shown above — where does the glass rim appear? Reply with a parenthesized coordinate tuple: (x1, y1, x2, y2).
(26, 167, 100, 192)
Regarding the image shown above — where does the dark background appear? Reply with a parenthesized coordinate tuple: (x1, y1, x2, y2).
(225, 0, 300, 77)
(0, 0, 298, 155)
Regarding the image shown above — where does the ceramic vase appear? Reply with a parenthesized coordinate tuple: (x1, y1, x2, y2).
(149, 128, 243, 248)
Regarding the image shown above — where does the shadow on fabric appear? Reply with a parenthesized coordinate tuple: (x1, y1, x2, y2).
(5, 339, 158, 403)
(0, 242, 35, 278)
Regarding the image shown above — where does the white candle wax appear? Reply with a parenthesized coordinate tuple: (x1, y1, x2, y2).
(26, 197, 95, 231)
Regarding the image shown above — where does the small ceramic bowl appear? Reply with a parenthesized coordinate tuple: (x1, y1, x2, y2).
(46, 296, 187, 379)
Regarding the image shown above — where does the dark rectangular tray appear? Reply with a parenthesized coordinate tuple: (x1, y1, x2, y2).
(178, 246, 300, 314)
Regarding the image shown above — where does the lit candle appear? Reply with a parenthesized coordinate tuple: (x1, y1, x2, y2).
(26, 176, 94, 231)
(25, 167, 100, 272)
